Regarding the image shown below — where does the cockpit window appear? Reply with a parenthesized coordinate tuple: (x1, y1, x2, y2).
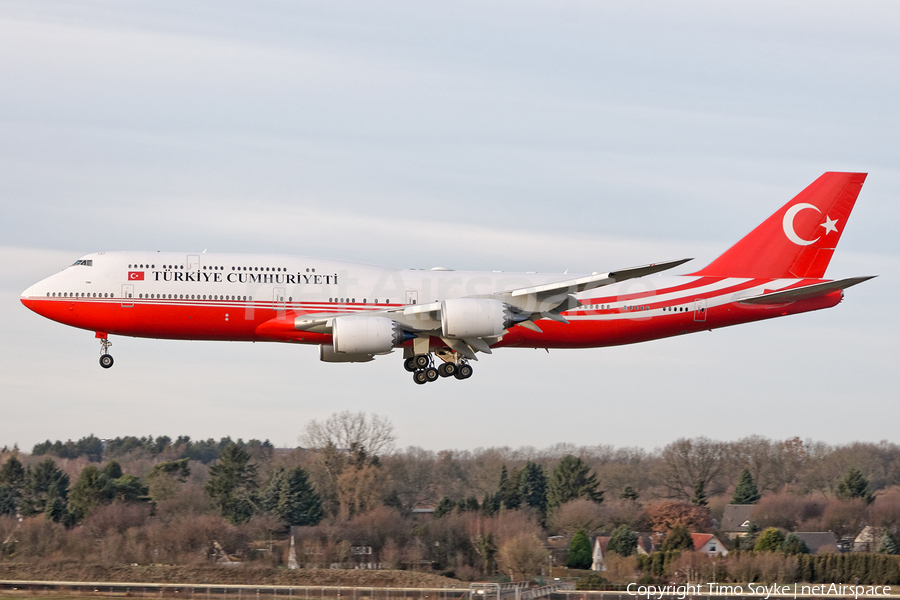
(70, 260, 93, 267)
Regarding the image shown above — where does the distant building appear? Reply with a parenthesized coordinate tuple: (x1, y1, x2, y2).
(691, 533, 728, 556)
(794, 532, 839, 555)
(721, 504, 755, 539)
(853, 526, 883, 553)
(591, 536, 610, 572)
(634, 532, 660, 555)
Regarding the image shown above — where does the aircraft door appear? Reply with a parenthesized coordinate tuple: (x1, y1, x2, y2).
(406, 290, 418, 305)
(694, 298, 707, 322)
(187, 255, 199, 271)
(273, 287, 286, 311)
(121, 284, 134, 307)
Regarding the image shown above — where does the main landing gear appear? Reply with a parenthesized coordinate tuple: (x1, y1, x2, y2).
(98, 336, 114, 369)
(404, 352, 472, 384)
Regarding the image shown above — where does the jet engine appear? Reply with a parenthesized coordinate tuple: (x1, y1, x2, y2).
(332, 316, 405, 355)
(319, 345, 375, 363)
(441, 298, 511, 339)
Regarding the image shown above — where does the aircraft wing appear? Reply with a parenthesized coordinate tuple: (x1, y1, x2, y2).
(737, 276, 875, 305)
(507, 258, 692, 298)
(289, 259, 692, 359)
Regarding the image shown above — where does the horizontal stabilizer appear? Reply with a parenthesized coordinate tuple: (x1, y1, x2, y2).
(737, 276, 875, 305)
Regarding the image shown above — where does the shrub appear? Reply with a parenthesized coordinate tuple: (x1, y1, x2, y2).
(754, 528, 786, 553)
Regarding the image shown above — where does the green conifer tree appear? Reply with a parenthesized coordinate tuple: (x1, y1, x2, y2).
(877, 530, 898, 555)
(619, 486, 639, 501)
(518, 461, 548, 516)
(498, 465, 521, 509)
(261, 466, 287, 513)
(732, 468, 761, 504)
(22, 458, 69, 516)
(433, 496, 454, 519)
(836, 467, 874, 503)
(548, 455, 603, 508)
(691, 479, 708, 507)
(661, 524, 694, 552)
(205, 442, 258, 524)
(101, 461, 123, 480)
(782, 533, 810, 555)
(272, 466, 323, 527)
(0, 485, 15, 516)
(607, 524, 639, 556)
(68, 465, 114, 521)
(481, 492, 499, 516)
(111, 475, 149, 503)
(0, 454, 26, 494)
(567, 528, 593, 569)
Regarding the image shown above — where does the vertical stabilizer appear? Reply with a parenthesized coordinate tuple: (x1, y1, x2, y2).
(691, 172, 866, 279)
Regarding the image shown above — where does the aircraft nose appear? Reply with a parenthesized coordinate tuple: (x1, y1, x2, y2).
(21, 285, 36, 310)
(21, 278, 50, 311)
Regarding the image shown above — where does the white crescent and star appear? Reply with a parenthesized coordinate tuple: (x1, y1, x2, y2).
(782, 203, 839, 246)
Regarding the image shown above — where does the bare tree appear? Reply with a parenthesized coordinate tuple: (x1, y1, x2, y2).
(384, 447, 437, 511)
(656, 437, 731, 501)
(547, 498, 605, 535)
(730, 435, 778, 493)
(770, 437, 808, 492)
(497, 533, 549, 580)
(300, 412, 397, 458)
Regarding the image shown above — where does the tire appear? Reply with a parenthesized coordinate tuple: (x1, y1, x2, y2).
(456, 364, 473, 379)
(425, 367, 439, 382)
(99, 355, 114, 369)
(414, 355, 430, 369)
(403, 357, 417, 372)
(438, 363, 457, 377)
(413, 370, 428, 385)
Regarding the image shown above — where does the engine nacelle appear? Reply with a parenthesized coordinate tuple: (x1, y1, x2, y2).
(441, 298, 509, 339)
(319, 345, 375, 363)
(332, 316, 402, 355)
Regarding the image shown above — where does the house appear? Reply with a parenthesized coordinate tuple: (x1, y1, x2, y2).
(635, 532, 659, 555)
(794, 532, 839, 555)
(853, 526, 883, 553)
(591, 536, 609, 571)
(721, 504, 755, 539)
(691, 533, 728, 556)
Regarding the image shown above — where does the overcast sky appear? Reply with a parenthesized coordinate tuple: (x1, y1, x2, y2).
(1, 1, 898, 453)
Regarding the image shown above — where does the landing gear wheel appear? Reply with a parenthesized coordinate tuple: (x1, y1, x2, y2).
(438, 362, 457, 378)
(403, 357, 417, 372)
(414, 355, 430, 369)
(455, 363, 473, 380)
(98, 337, 114, 369)
(425, 367, 439, 382)
(413, 370, 428, 385)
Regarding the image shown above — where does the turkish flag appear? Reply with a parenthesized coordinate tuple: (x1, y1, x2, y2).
(128, 271, 145, 280)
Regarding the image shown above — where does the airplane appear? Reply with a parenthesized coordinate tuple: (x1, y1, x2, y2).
(21, 172, 874, 384)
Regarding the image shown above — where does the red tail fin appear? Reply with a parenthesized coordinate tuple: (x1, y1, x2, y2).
(691, 172, 867, 279)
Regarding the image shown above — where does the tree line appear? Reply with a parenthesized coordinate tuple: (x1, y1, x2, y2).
(1, 414, 899, 582)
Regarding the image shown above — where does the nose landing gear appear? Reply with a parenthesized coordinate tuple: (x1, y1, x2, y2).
(98, 336, 114, 369)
